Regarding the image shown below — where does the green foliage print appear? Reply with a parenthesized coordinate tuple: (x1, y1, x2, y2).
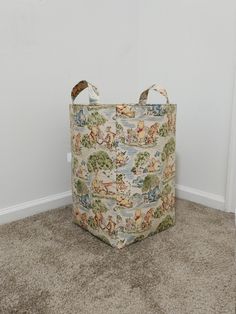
(76, 179, 89, 195)
(80, 112, 106, 148)
(160, 183, 172, 197)
(165, 104, 176, 113)
(142, 174, 160, 193)
(116, 121, 124, 134)
(153, 207, 163, 219)
(159, 123, 168, 137)
(116, 122, 125, 143)
(157, 215, 174, 232)
(87, 112, 106, 129)
(116, 174, 124, 183)
(72, 157, 78, 174)
(161, 138, 175, 162)
(87, 150, 114, 173)
(131, 151, 150, 174)
(134, 152, 150, 168)
(87, 216, 96, 229)
(81, 134, 93, 149)
(133, 234, 145, 243)
(92, 199, 109, 214)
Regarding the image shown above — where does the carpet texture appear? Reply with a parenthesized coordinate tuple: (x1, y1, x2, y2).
(0, 199, 235, 314)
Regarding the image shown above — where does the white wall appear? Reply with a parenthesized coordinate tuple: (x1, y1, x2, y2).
(137, 0, 236, 210)
(0, 0, 235, 222)
(0, 0, 138, 219)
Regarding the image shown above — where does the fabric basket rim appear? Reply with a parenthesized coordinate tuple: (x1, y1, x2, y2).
(70, 103, 177, 107)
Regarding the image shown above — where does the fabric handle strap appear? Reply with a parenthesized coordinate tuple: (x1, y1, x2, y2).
(139, 84, 169, 105)
(71, 80, 99, 104)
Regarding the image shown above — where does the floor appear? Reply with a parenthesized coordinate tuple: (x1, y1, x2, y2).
(0, 199, 235, 314)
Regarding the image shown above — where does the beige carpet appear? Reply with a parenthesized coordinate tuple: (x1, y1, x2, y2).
(0, 199, 235, 314)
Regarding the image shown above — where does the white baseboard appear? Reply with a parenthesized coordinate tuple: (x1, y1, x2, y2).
(176, 184, 227, 211)
(0, 191, 72, 225)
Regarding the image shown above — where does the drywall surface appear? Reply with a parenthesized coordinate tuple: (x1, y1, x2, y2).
(0, 0, 138, 209)
(138, 0, 236, 202)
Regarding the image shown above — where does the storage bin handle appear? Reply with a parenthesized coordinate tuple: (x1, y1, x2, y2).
(139, 84, 169, 105)
(71, 80, 99, 104)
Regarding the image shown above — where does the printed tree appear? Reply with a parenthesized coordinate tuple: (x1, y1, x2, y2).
(161, 183, 172, 197)
(159, 123, 168, 137)
(165, 104, 176, 114)
(159, 106, 175, 137)
(116, 174, 125, 183)
(161, 138, 175, 162)
(116, 122, 125, 143)
(116, 121, 123, 134)
(87, 150, 114, 174)
(87, 216, 96, 229)
(76, 179, 89, 195)
(142, 174, 160, 193)
(157, 215, 174, 232)
(131, 151, 150, 173)
(81, 135, 92, 148)
(72, 157, 78, 174)
(87, 111, 106, 129)
(81, 112, 106, 148)
(92, 199, 109, 214)
(153, 183, 172, 218)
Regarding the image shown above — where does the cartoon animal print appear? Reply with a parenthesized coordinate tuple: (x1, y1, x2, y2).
(134, 209, 143, 230)
(74, 208, 81, 221)
(116, 151, 128, 167)
(117, 195, 133, 208)
(92, 177, 115, 196)
(76, 160, 87, 179)
(147, 157, 159, 173)
(81, 112, 106, 148)
(136, 120, 146, 144)
(146, 122, 159, 144)
(73, 133, 81, 153)
(81, 213, 88, 228)
(160, 193, 175, 211)
(105, 216, 117, 235)
(127, 129, 136, 145)
(166, 112, 176, 133)
(116, 174, 130, 193)
(125, 218, 135, 231)
(74, 208, 88, 229)
(116, 105, 135, 118)
(125, 121, 160, 147)
(104, 126, 116, 149)
(163, 162, 175, 180)
(142, 208, 154, 228)
(94, 211, 105, 230)
(123, 208, 155, 233)
(88, 126, 103, 145)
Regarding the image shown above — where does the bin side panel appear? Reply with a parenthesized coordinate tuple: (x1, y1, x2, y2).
(70, 105, 117, 246)
(115, 104, 176, 248)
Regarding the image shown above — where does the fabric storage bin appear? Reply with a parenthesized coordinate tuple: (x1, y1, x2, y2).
(70, 80, 176, 248)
